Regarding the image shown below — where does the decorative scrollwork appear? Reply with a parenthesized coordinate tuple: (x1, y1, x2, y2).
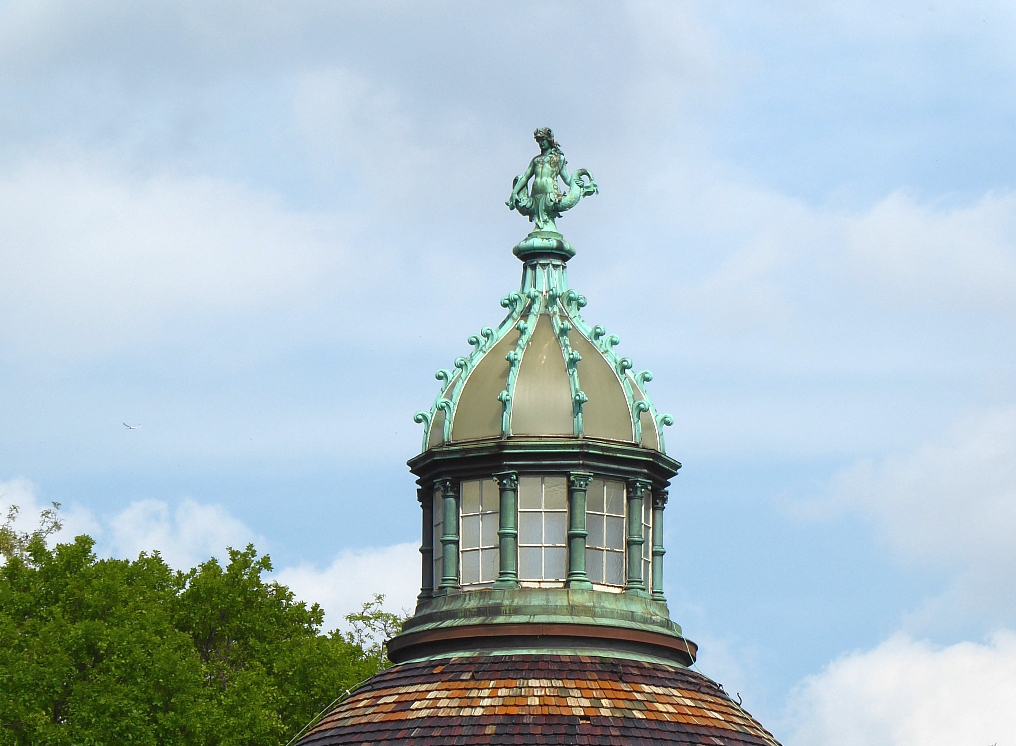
(657, 413, 674, 427)
(500, 292, 525, 314)
(636, 370, 653, 388)
(434, 369, 453, 387)
(617, 357, 633, 376)
(454, 357, 469, 373)
(592, 325, 606, 341)
(633, 400, 651, 444)
(413, 410, 433, 451)
(562, 289, 587, 313)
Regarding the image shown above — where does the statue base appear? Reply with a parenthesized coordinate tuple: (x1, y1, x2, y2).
(512, 230, 576, 261)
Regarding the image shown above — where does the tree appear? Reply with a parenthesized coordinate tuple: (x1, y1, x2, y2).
(0, 506, 404, 746)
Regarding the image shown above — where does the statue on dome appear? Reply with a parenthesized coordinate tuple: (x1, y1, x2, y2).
(507, 128, 598, 234)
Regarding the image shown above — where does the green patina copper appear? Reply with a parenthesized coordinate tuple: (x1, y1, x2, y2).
(405, 587, 683, 640)
(506, 128, 598, 260)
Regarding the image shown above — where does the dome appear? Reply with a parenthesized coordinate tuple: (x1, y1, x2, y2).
(299, 654, 780, 746)
(415, 254, 674, 453)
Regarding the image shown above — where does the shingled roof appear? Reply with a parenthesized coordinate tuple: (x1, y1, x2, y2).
(298, 654, 782, 746)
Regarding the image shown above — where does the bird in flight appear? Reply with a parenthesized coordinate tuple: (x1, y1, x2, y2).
(123, 422, 141, 429)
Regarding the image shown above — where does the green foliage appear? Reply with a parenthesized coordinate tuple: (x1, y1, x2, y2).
(0, 506, 405, 746)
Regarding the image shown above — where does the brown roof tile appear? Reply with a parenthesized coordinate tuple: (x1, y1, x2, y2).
(297, 654, 781, 746)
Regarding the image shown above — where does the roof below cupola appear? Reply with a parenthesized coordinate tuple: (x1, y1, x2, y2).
(414, 254, 674, 453)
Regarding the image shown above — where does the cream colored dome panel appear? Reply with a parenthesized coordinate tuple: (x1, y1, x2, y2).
(451, 330, 519, 441)
(569, 332, 633, 442)
(511, 315, 573, 436)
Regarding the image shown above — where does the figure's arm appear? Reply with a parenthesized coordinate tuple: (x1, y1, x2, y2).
(512, 160, 536, 197)
(558, 158, 572, 187)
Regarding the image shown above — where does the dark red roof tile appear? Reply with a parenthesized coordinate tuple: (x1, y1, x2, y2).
(297, 654, 780, 746)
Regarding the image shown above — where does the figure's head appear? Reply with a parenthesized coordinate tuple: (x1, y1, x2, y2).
(534, 127, 558, 151)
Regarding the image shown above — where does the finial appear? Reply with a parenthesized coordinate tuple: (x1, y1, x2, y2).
(506, 128, 598, 260)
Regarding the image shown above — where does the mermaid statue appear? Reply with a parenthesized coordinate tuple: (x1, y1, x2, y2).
(506, 128, 598, 259)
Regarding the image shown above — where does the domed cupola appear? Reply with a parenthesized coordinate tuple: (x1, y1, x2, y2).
(413, 252, 673, 453)
(393, 128, 689, 664)
(295, 129, 783, 746)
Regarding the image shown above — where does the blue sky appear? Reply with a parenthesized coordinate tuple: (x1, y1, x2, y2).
(2, 3, 1015, 742)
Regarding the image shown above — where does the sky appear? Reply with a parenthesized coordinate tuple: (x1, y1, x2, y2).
(1, 1, 1015, 743)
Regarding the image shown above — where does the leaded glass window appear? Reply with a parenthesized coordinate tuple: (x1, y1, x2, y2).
(585, 478, 626, 587)
(460, 478, 499, 586)
(517, 475, 568, 582)
(642, 488, 652, 589)
(432, 489, 443, 585)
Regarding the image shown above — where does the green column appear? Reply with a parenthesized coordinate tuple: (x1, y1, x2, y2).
(417, 488, 434, 601)
(625, 479, 650, 596)
(651, 489, 668, 601)
(493, 471, 519, 589)
(566, 472, 594, 589)
(436, 479, 460, 593)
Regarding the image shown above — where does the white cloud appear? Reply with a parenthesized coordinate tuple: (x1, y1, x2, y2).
(274, 542, 420, 631)
(0, 156, 341, 357)
(106, 497, 260, 569)
(845, 191, 1016, 315)
(1, 477, 260, 569)
(0, 477, 100, 547)
(812, 408, 1016, 631)
(785, 630, 1016, 746)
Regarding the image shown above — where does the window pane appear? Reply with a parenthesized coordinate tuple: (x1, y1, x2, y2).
(518, 512, 542, 545)
(481, 513, 499, 547)
(643, 559, 652, 588)
(606, 550, 625, 585)
(544, 477, 567, 510)
(587, 479, 605, 513)
(461, 514, 480, 549)
(606, 516, 625, 550)
(586, 548, 604, 584)
(461, 480, 481, 514)
(481, 479, 499, 511)
(587, 513, 604, 548)
(544, 512, 567, 545)
(461, 549, 480, 584)
(544, 547, 567, 580)
(481, 548, 499, 581)
(434, 553, 443, 584)
(518, 476, 542, 510)
(606, 481, 625, 515)
(519, 547, 542, 579)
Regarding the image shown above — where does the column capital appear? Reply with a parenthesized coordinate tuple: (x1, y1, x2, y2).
(435, 478, 458, 496)
(653, 489, 669, 509)
(493, 471, 518, 490)
(568, 471, 594, 490)
(627, 478, 652, 499)
(417, 487, 428, 505)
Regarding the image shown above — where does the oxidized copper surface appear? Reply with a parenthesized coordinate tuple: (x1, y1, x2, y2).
(299, 654, 781, 745)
